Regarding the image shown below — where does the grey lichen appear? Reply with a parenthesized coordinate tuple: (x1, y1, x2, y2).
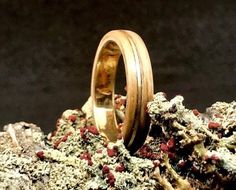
(0, 109, 157, 190)
(138, 92, 236, 189)
(0, 93, 235, 190)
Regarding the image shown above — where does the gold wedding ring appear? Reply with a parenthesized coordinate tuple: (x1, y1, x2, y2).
(91, 30, 153, 152)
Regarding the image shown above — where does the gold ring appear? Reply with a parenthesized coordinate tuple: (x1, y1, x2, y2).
(91, 30, 153, 152)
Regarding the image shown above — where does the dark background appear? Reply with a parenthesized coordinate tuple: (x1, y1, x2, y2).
(0, 0, 235, 133)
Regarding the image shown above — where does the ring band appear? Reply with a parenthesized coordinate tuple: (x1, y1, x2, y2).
(91, 30, 153, 152)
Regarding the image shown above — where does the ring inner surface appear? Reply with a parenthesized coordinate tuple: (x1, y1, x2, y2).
(94, 41, 122, 141)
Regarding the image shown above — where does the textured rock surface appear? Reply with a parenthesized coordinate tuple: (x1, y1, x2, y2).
(0, 109, 156, 190)
(139, 93, 236, 189)
(0, 93, 235, 189)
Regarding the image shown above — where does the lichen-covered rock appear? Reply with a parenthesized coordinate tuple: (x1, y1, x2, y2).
(0, 109, 157, 190)
(0, 122, 45, 156)
(0, 122, 47, 190)
(0, 93, 235, 190)
(136, 92, 236, 190)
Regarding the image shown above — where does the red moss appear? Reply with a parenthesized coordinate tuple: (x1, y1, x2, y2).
(150, 153, 160, 160)
(36, 151, 45, 160)
(160, 141, 176, 159)
(167, 152, 175, 159)
(138, 144, 160, 160)
(167, 137, 175, 150)
(54, 131, 72, 149)
(103, 142, 108, 147)
(160, 143, 169, 152)
(61, 135, 68, 142)
(80, 152, 93, 166)
(107, 172, 115, 187)
(87, 160, 93, 166)
(205, 154, 219, 163)
(80, 152, 91, 160)
(107, 148, 116, 157)
(192, 109, 200, 116)
(87, 126, 99, 135)
(211, 154, 220, 161)
(54, 140, 62, 149)
(208, 121, 221, 129)
(138, 145, 160, 160)
(61, 131, 72, 142)
(68, 115, 77, 122)
(107, 146, 118, 157)
(79, 127, 88, 141)
(80, 127, 86, 135)
(113, 145, 119, 152)
(138, 145, 152, 158)
(102, 165, 110, 174)
(115, 163, 125, 172)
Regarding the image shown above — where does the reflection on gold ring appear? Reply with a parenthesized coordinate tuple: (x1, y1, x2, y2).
(91, 30, 153, 152)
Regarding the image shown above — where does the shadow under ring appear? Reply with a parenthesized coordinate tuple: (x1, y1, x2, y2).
(91, 30, 154, 153)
